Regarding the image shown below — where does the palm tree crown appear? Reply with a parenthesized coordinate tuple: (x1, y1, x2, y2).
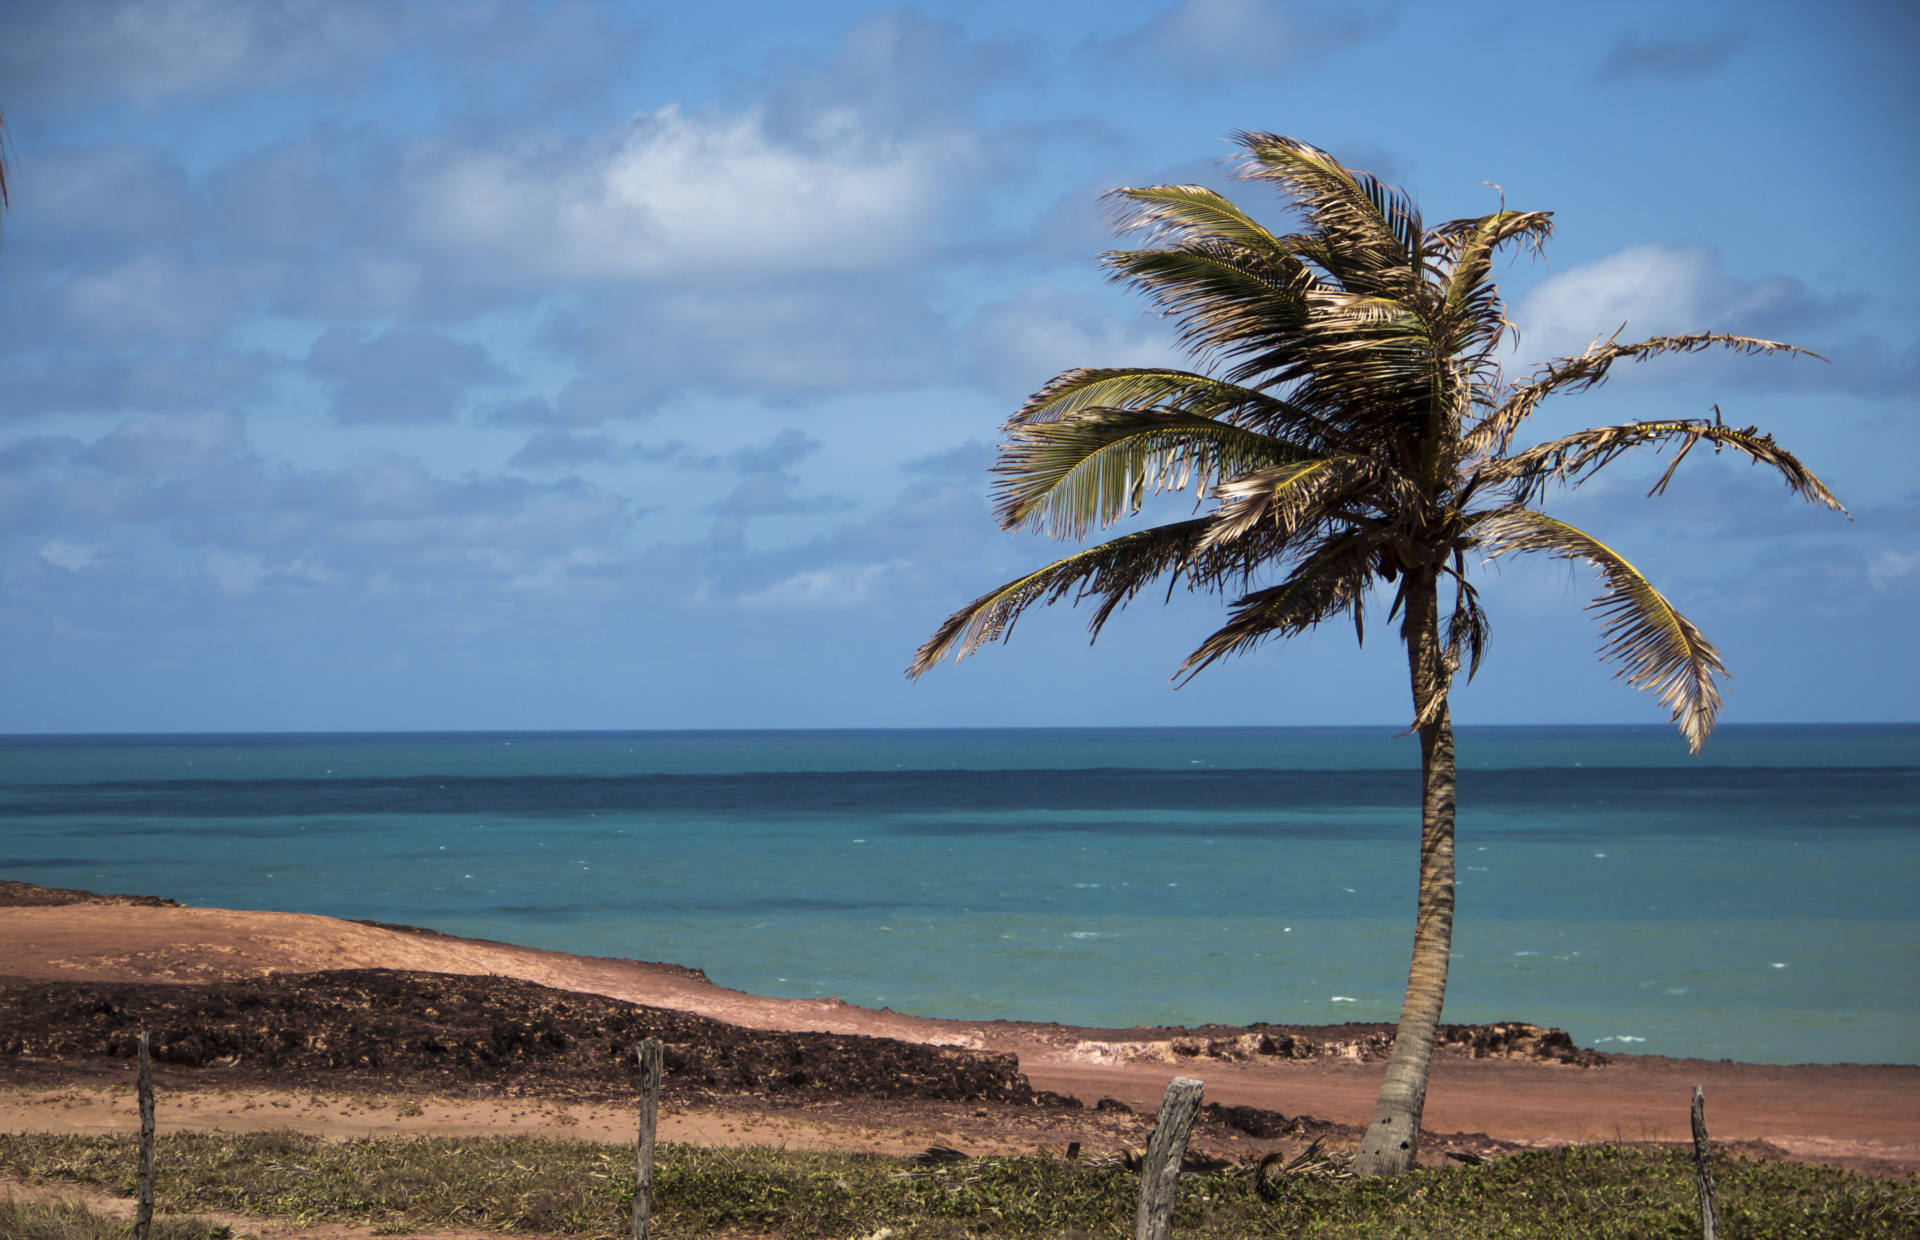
(910, 133, 1843, 1174)
(912, 134, 1839, 738)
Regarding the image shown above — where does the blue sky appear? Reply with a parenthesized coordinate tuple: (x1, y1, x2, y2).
(1, 0, 1914, 735)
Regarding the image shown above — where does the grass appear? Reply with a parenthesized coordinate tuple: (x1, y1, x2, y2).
(0, 1197, 231, 1240)
(0, 1132, 1912, 1239)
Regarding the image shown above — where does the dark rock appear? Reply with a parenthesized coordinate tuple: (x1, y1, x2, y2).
(0, 969, 1060, 1104)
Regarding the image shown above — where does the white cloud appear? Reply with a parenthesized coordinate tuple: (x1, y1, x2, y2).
(1090, 0, 1393, 80)
(0, 0, 404, 104)
(413, 104, 972, 284)
(967, 288, 1192, 399)
(38, 540, 101, 573)
(1868, 550, 1919, 591)
(201, 549, 268, 597)
(736, 560, 909, 612)
(59, 254, 278, 346)
(1512, 244, 1815, 367)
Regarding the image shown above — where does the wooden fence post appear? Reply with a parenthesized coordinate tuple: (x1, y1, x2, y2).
(633, 1038, 663, 1240)
(134, 1031, 155, 1240)
(1134, 1076, 1204, 1240)
(1690, 1085, 1719, 1240)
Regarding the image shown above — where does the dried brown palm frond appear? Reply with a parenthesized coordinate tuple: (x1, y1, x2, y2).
(1175, 531, 1383, 681)
(1485, 413, 1848, 513)
(1465, 332, 1823, 459)
(1232, 132, 1424, 296)
(908, 518, 1221, 675)
(1200, 456, 1373, 548)
(1255, 1139, 1356, 1200)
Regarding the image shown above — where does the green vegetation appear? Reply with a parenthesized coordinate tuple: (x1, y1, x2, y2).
(1, 1132, 1911, 1239)
(0, 1197, 229, 1240)
(907, 133, 1846, 1174)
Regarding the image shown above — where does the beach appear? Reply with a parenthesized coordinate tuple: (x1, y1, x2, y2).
(2, 882, 1915, 1181)
(6, 726, 1916, 1068)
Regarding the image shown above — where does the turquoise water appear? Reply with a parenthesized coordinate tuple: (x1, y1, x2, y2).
(1, 725, 1914, 1065)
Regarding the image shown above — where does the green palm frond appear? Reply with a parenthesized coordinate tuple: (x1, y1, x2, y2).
(907, 518, 1225, 676)
(1466, 332, 1824, 458)
(1104, 243, 1310, 363)
(1488, 414, 1848, 513)
(1106, 184, 1294, 260)
(994, 410, 1313, 538)
(1175, 532, 1383, 681)
(1009, 367, 1330, 442)
(1475, 509, 1725, 750)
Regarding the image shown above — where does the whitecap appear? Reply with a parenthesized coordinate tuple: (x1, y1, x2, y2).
(1068, 931, 1107, 940)
(1770, 961, 1789, 969)
(1663, 987, 1690, 996)
(1330, 995, 1356, 1003)
(1513, 950, 1541, 957)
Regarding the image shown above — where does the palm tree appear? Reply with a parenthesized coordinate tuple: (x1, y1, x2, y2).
(908, 134, 1844, 1176)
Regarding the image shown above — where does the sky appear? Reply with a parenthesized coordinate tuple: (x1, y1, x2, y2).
(0, 0, 1914, 736)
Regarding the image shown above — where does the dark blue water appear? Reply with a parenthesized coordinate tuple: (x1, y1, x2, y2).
(2, 725, 1914, 1064)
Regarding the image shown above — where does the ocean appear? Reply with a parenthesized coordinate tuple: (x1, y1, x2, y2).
(1, 725, 1914, 1066)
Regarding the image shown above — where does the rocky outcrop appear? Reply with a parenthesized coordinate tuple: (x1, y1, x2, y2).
(1072, 1021, 1605, 1068)
(0, 881, 180, 908)
(0, 969, 1072, 1104)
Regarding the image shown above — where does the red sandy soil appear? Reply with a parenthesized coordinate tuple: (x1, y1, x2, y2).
(2, 881, 1915, 1179)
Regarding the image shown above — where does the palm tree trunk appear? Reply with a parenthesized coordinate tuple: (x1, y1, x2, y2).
(1352, 568, 1457, 1177)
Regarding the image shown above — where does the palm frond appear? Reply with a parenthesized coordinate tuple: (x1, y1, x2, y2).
(1487, 414, 1848, 513)
(1430, 210, 1554, 359)
(1009, 367, 1332, 443)
(1475, 509, 1725, 750)
(1229, 132, 1421, 294)
(1106, 184, 1293, 260)
(1443, 554, 1491, 682)
(907, 518, 1224, 676)
(1104, 243, 1310, 364)
(1202, 456, 1365, 547)
(994, 411, 1313, 538)
(1466, 333, 1825, 458)
(1175, 532, 1383, 681)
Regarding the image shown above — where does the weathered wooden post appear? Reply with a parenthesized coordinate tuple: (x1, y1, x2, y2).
(633, 1037, 663, 1240)
(1134, 1076, 1204, 1240)
(1690, 1085, 1719, 1240)
(134, 1031, 156, 1240)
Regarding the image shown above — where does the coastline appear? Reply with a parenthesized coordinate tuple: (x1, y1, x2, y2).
(3, 882, 1916, 1177)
